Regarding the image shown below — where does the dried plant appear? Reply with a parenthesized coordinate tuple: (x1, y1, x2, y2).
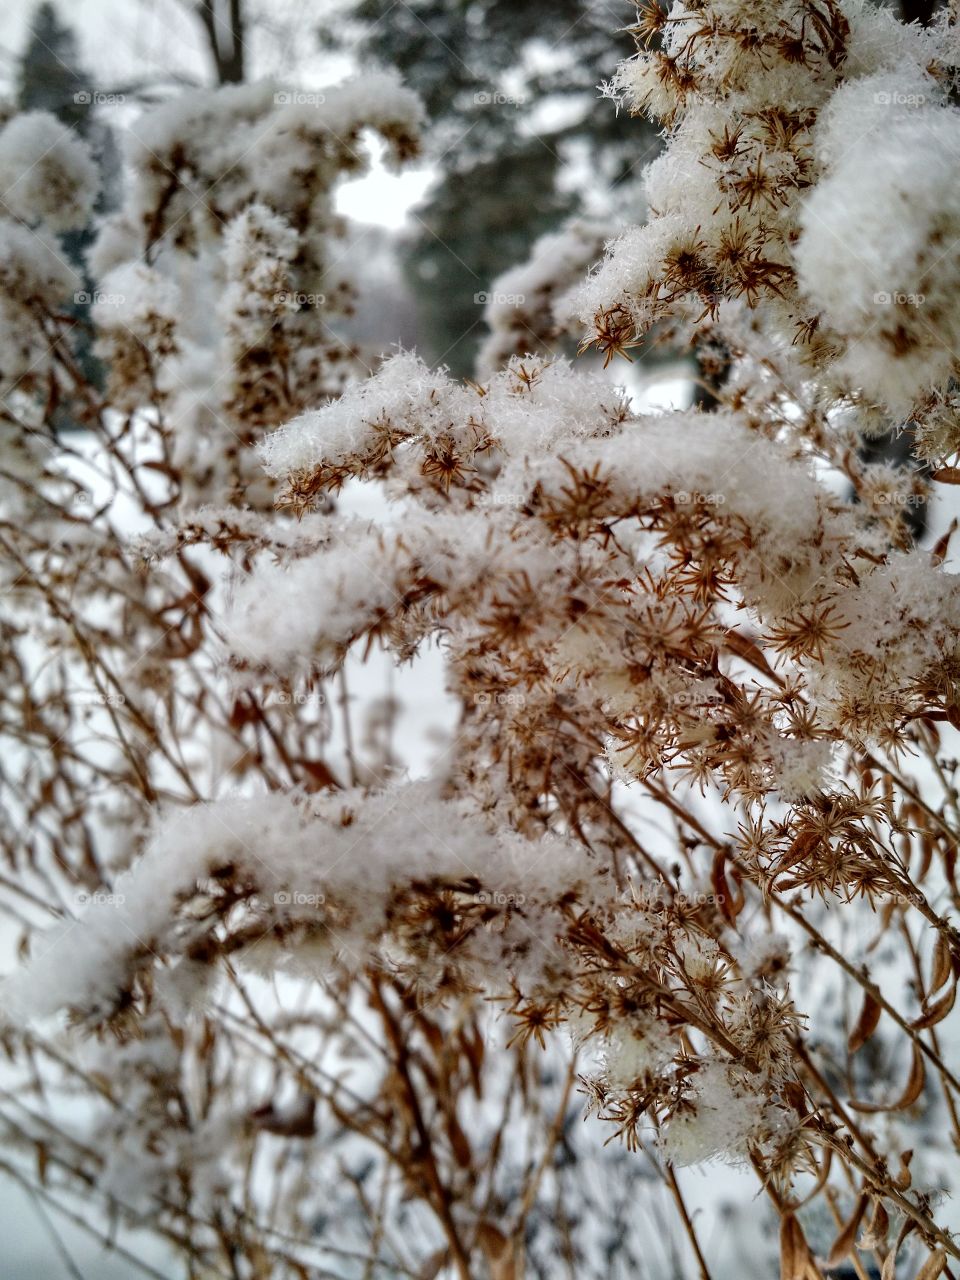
(3, 6, 960, 1280)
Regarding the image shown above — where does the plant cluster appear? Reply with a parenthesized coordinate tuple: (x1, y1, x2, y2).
(3, 4, 960, 1279)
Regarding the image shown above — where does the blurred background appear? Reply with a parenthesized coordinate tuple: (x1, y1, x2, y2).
(0, 0, 663, 382)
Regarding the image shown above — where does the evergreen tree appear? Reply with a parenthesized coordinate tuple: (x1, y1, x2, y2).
(16, 3, 116, 406)
(321, 0, 657, 374)
(16, 2, 91, 129)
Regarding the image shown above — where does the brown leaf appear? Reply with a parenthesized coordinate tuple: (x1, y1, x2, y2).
(897, 1046, 927, 1109)
(723, 627, 785, 686)
(913, 1249, 948, 1280)
(712, 850, 743, 925)
(931, 517, 958, 566)
(779, 828, 820, 875)
(859, 1198, 890, 1251)
(477, 1222, 516, 1280)
(894, 1149, 914, 1190)
(931, 466, 960, 484)
(911, 980, 956, 1030)
(227, 695, 261, 731)
(883, 1220, 916, 1280)
(447, 1114, 473, 1169)
(867, 900, 898, 952)
(782, 1080, 809, 1117)
(298, 758, 342, 793)
(851, 1045, 925, 1113)
(827, 1194, 868, 1267)
(249, 1093, 316, 1137)
(848, 991, 882, 1054)
(930, 936, 952, 996)
(917, 829, 934, 883)
(780, 1212, 811, 1280)
(461, 1023, 485, 1097)
(420, 1250, 448, 1280)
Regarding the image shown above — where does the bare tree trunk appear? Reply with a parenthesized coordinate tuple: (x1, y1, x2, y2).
(195, 0, 246, 84)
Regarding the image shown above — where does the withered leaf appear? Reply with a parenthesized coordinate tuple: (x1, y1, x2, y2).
(780, 1212, 813, 1280)
(477, 1222, 516, 1280)
(911, 981, 956, 1030)
(848, 991, 882, 1055)
(913, 1250, 948, 1280)
(882, 1220, 916, 1280)
(859, 1198, 889, 1251)
(448, 1114, 473, 1169)
(929, 935, 952, 996)
(826, 1193, 868, 1267)
(850, 1045, 925, 1113)
(723, 627, 784, 685)
(894, 1149, 913, 1190)
(712, 850, 743, 925)
(931, 517, 958, 566)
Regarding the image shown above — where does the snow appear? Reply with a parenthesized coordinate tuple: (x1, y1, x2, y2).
(0, 111, 98, 231)
(660, 1061, 767, 1167)
(0, 215, 81, 394)
(258, 350, 453, 479)
(222, 520, 400, 672)
(122, 72, 423, 237)
(244, 348, 960, 756)
(92, 259, 181, 332)
(4, 2, 960, 1269)
(796, 76, 960, 415)
(477, 215, 615, 371)
(0, 214, 79, 303)
(2, 784, 606, 1025)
